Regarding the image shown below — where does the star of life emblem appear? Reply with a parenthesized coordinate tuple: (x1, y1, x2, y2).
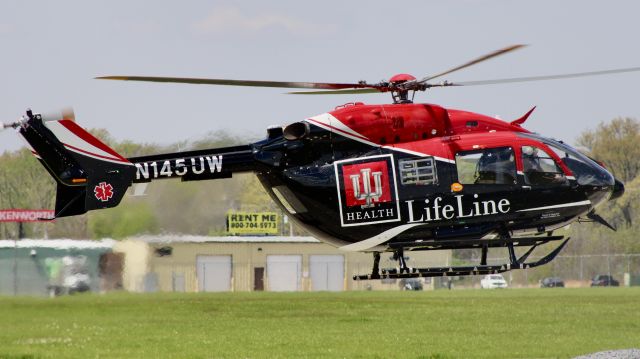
(94, 182, 114, 202)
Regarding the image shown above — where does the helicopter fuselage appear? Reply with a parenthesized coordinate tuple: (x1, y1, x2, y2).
(18, 102, 620, 255)
(248, 102, 621, 252)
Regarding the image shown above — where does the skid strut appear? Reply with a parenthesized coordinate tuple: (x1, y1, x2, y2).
(370, 252, 381, 279)
(393, 249, 411, 274)
(481, 245, 488, 266)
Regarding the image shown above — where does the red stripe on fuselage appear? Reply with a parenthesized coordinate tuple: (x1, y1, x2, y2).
(307, 118, 455, 161)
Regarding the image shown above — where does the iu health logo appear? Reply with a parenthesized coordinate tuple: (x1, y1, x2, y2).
(335, 155, 401, 227)
(343, 162, 390, 208)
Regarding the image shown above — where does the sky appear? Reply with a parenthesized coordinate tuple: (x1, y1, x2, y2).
(1, 0, 640, 152)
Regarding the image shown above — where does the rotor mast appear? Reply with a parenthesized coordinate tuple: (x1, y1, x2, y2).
(388, 74, 417, 104)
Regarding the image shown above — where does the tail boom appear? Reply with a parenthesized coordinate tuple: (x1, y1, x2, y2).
(129, 145, 254, 183)
(15, 109, 256, 218)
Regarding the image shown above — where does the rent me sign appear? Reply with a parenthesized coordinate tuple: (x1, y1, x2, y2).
(227, 212, 279, 235)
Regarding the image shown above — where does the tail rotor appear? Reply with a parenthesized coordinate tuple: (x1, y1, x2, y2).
(2, 107, 75, 131)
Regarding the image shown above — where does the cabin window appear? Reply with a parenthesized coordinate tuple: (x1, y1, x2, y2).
(455, 147, 517, 185)
(466, 121, 478, 127)
(521, 146, 567, 185)
(399, 157, 437, 185)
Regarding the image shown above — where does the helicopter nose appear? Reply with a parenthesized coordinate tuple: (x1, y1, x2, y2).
(610, 179, 625, 201)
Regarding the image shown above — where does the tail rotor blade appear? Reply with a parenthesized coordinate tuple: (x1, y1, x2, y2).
(41, 107, 75, 123)
(2, 116, 27, 131)
(3, 107, 75, 132)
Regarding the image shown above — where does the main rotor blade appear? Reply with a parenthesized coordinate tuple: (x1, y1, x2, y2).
(288, 88, 382, 95)
(96, 75, 377, 91)
(450, 66, 640, 86)
(417, 44, 527, 84)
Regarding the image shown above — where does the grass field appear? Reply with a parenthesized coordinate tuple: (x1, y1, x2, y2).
(1, 288, 639, 359)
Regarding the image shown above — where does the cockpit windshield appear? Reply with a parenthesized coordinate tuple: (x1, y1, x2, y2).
(517, 133, 614, 187)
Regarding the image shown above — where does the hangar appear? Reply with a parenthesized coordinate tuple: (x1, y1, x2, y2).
(114, 235, 452, 292)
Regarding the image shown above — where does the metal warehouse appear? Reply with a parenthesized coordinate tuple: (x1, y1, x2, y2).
(0, 239, 115, 296)
(114, 235, 452, 292)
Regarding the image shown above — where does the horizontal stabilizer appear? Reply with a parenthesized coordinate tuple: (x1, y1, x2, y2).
(510, 106, 536, 127)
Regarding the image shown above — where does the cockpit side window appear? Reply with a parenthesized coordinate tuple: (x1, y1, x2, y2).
(521, 146, 567, 186)
(455, 147, 516, 185)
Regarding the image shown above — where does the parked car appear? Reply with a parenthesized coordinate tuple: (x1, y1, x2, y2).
(540, 277, 565, 288)
(480, 274, 508, 289)
(45, 255, 92, 297)
(399, 278, 423, 291)
(590, 274, 619, 287)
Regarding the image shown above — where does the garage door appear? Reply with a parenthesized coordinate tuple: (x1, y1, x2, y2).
(310, 255, 344, 291)
(267, 255, 302, 291)
(196, 255, 232, 292)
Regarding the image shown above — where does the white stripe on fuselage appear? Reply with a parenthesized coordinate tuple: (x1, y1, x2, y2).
(339, 223, 422, 252)
(516, 200, 591, 212)
(308, 113, 370, 140)
(306, 114, 455, 164)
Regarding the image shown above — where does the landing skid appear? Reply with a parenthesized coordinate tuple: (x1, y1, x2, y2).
(387, 235, 565, 251)
(353, 236, 570, 280)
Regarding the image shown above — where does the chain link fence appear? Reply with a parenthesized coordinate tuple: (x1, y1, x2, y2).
(451, 253, 640, 288)
(3, 251, 640, 296)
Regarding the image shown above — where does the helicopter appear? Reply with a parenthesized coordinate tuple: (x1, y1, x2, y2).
(2, 45, 630, 280)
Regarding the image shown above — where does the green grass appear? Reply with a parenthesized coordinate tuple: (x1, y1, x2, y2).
(0, 289, 639, 359)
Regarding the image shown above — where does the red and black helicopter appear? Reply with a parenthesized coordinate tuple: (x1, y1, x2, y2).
(3, 45, 630, 280)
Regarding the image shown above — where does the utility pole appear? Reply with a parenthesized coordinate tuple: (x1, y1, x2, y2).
(13, 222, 24, 296)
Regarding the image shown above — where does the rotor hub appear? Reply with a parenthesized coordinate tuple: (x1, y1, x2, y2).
(388, 73, 416, 84)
